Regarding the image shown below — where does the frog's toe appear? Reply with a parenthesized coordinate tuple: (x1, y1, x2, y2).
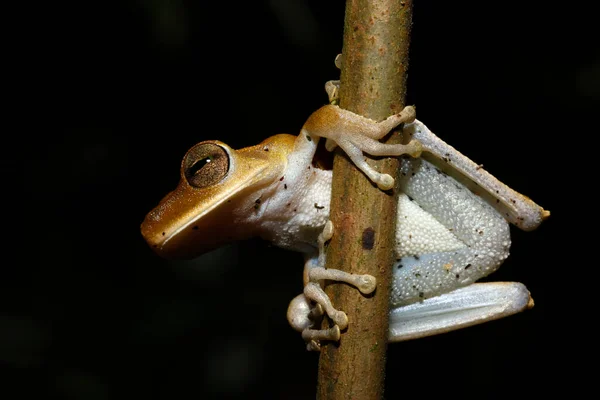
(376, 174, 395, 190)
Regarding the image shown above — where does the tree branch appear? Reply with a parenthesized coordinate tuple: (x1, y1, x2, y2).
(317, 1, 413, 399)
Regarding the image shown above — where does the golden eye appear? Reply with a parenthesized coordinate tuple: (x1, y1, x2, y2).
(183, 143, 229, 188)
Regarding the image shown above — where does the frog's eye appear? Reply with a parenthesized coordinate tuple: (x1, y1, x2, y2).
(183, 143, 230, 188)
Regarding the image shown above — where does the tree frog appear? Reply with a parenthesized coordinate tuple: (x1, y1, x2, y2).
(141, 81, 548, 351)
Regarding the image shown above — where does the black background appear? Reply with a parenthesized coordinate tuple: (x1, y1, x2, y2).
(2, 1, 591, 398)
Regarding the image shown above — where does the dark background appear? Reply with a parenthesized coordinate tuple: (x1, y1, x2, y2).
(2, 1, 591, 398)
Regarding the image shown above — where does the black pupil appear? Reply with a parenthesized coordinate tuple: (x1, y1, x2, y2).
(190, 157, 212, 176)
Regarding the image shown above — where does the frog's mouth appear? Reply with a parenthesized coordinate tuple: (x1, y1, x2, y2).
(141, 177, 263, 259)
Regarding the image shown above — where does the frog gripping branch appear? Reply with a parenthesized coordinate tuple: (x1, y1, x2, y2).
(141, 78, 548, 349)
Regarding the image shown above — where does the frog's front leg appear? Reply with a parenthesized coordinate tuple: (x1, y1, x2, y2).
(287, 221, 377, 351)
(302, 105, 422, 190)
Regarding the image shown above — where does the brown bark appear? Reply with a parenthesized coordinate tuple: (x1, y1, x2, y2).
(317, 1, 413, 399)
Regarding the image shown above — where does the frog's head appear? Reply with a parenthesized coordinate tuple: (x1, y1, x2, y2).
(141, 134, 296, 259)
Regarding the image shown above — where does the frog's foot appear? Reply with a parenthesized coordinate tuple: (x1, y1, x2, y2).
(297, 269, 376, 351)
(302, 325, 341, 351)
(315, 221, 377, 295)
(303, 104, 422, 190)
(287, 293, 339, 351)
(310, 220, 377, 348)
(290, 269, 377, 351)
(322, 54, 420, 189)
(309, 268, 377, 296)
(338, 135, 422, 190)
(333, 106, 421, 190)
(289, 221, 377, 350)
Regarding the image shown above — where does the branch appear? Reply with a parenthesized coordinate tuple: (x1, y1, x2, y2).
(317, 1, 413, 399)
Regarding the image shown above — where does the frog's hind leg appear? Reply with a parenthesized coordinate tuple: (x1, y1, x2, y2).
(392, 158, 512, 307)
(404, 120, 549, 231)
(388, 282, 534, 342)
(387, 157, 530, 340)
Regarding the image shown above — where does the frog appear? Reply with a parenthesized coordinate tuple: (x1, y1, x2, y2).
(141, 80, 548, 351)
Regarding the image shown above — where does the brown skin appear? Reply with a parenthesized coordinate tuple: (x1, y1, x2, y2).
(141, 134, 296, 259)
(317, 0, 414, 398)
